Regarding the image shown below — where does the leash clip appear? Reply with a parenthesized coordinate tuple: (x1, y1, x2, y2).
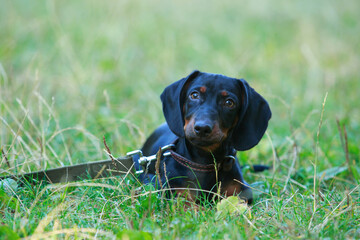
(126, 144, 175, 174)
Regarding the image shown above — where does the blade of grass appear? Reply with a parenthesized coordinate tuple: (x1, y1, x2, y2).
(308, 92, 328, 230)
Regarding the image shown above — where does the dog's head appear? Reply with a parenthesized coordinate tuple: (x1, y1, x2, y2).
(160, 70, 271, 151)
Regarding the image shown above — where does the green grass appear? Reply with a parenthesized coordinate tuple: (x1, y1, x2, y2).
(1, 0, 360, 239)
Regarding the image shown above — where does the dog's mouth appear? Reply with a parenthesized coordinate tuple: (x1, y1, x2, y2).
(186, 135, 224, 151)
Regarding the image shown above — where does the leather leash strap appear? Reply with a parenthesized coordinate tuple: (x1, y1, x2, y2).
(0, 156, 134, 186)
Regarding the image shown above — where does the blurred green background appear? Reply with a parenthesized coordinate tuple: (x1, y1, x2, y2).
(1, 0, 359, 171)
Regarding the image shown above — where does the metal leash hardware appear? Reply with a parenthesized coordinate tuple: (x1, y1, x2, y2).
(126, 144, 175, 175)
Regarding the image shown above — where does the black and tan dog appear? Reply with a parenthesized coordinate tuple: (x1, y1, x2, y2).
(135, 70, 271, 204)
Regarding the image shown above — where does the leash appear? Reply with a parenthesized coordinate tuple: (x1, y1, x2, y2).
(0, 144, 175, 186)
(0, 143, 246, 185)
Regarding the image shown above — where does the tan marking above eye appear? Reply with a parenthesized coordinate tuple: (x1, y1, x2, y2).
(221, 90, 228, 96)
(200, 86, 207, 93)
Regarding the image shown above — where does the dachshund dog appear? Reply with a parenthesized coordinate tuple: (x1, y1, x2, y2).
(135, 70, 271, 204)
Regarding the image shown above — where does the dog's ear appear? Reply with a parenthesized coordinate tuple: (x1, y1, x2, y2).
(160, 70, 200, 137)
(232, 79, 271, 151)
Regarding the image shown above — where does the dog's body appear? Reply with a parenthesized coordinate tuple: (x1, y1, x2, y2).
(135, 71, 271, 204)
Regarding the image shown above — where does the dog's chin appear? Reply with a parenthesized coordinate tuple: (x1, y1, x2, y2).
(186, 136, 223, 150)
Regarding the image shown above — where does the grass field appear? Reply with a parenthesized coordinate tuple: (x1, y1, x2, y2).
(1, 0, 359, 239)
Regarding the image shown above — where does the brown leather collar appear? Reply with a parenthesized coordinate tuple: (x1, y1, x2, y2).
(169, 150, 235, 173)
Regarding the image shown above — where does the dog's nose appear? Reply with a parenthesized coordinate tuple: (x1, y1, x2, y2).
(194, 122, 213, 137)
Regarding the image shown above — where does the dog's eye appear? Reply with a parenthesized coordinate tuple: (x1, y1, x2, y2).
(189, 91, 200, 100)
(224, 99, 235, 108)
